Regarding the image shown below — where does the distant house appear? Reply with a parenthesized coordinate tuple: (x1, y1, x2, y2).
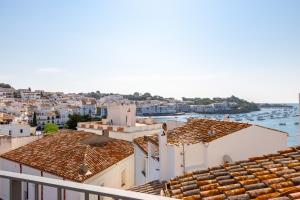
(20, 90, 43, 100)
(133, 119, 288, 185)
(0, 113, 14, 124)
(0, 87, 15, 98)
(0, 130, 134, 200)
(0, 122, 31, 137)
(80, 99, 97, 117)
(0, 114, 39, 154)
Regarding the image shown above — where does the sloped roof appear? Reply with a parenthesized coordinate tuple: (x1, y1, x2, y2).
(134, 135, 158, 155)
(134, 119, 254, 150)
(1, 130, 133, 182)
(167, 119, 252, 144)
(129, 180, 165, 195)
(164, 146, 300, 200)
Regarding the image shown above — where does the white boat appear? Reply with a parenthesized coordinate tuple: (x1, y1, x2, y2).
(257, 116, 265, 121)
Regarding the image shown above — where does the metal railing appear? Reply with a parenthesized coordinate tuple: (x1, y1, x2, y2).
(0, 170, 174, 200)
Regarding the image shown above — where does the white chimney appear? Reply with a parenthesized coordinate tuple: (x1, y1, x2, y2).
(159, 123, 168, 181)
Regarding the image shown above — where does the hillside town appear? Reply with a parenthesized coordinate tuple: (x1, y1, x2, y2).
(0, 83, 299, 200)
(0, 84, 261, 134)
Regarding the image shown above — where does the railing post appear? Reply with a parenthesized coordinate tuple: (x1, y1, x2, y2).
(57, 188, 62, 200)
(35, 184, 39, 200)
(0, 170, 175, 200)
(9, 178, 13, 200)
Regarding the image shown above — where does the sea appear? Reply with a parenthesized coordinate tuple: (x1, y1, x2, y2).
(151, 104, 300, 147)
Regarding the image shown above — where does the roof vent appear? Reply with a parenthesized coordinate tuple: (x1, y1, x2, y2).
(80, 134, 113, 147)
(161, 123, 167, 136)
(79, 163, 88, 175)
(223, 154, 233, 165)
(208, 130, 216, 136)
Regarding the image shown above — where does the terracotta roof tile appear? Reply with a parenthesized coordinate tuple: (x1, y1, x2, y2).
(162, 147, 300, 199)
(129, 180, 165, 195)
(0, 130, 133, 182)
(166, 119, 252, 144)
(134, 119, 254, 155)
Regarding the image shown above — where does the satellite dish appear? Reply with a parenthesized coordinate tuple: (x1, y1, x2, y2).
(223, 154, 233, 164)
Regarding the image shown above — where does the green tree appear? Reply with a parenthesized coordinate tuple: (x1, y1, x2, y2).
(44, 123, 59, 134)
(0, 83, 12, 88)
(31, 112, 37, 127)
(66, 114, 82, 130)
(65, 114, 99, 130)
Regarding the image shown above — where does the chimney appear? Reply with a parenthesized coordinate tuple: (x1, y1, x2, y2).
(102, 129, 109, 137)
(159, 123, 168, 181)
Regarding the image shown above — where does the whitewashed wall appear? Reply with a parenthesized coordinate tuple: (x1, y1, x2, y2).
(206, 126, 288, 166)
(0, 135, 41, 154)
(107, 104, 136, 127)
(134, 145, 147, 185)
(147, 141, 160, 182)
(0, 123, 31, 137)
(0, 155, 134, 200)
(160, 126, 288, 180)
(84, 155, 135, 200)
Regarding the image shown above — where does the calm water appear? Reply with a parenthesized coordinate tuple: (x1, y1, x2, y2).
(152, 104, 300, 146)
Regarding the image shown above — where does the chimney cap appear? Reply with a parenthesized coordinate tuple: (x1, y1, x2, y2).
(162, 123, 167, 131)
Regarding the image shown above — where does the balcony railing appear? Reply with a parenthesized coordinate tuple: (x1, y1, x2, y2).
(0, 170, 174, 200)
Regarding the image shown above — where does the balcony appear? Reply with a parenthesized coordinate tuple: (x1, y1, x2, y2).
(0, 170, 174, 200)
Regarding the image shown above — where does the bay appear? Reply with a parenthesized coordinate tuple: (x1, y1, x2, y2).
(151, 104, 299, 146)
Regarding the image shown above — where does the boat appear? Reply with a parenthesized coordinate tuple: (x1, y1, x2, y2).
(295, 122, 299, 125)
(174, 112, 186, 115)
(257, 116, 265, 121)
(279, 122, 286, 126)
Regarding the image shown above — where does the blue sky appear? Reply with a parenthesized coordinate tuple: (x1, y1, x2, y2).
(0, 0, 299, 103)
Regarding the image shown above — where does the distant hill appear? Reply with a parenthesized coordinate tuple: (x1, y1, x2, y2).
(0, 83, 12, 88)
(182, 95, 260, 114)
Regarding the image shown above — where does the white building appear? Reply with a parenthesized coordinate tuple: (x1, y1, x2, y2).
(0, 122, 31, 137)
(78, 101, 163, 142)
(20, 90, 42, 100)
(99, 95, 124, 104)
(80, 99, 97, 117)
(0, 130, 134, 200)
(106, 101, 136, 126)
(137, 103, 177, 116)
(133, 119, 288, 185)
(0, 88, 15, 98)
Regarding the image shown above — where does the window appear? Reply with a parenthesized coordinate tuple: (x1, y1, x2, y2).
(121, 169, 126, 187)
(20, 129, 23, 134)
(142, 157, 147, 177)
